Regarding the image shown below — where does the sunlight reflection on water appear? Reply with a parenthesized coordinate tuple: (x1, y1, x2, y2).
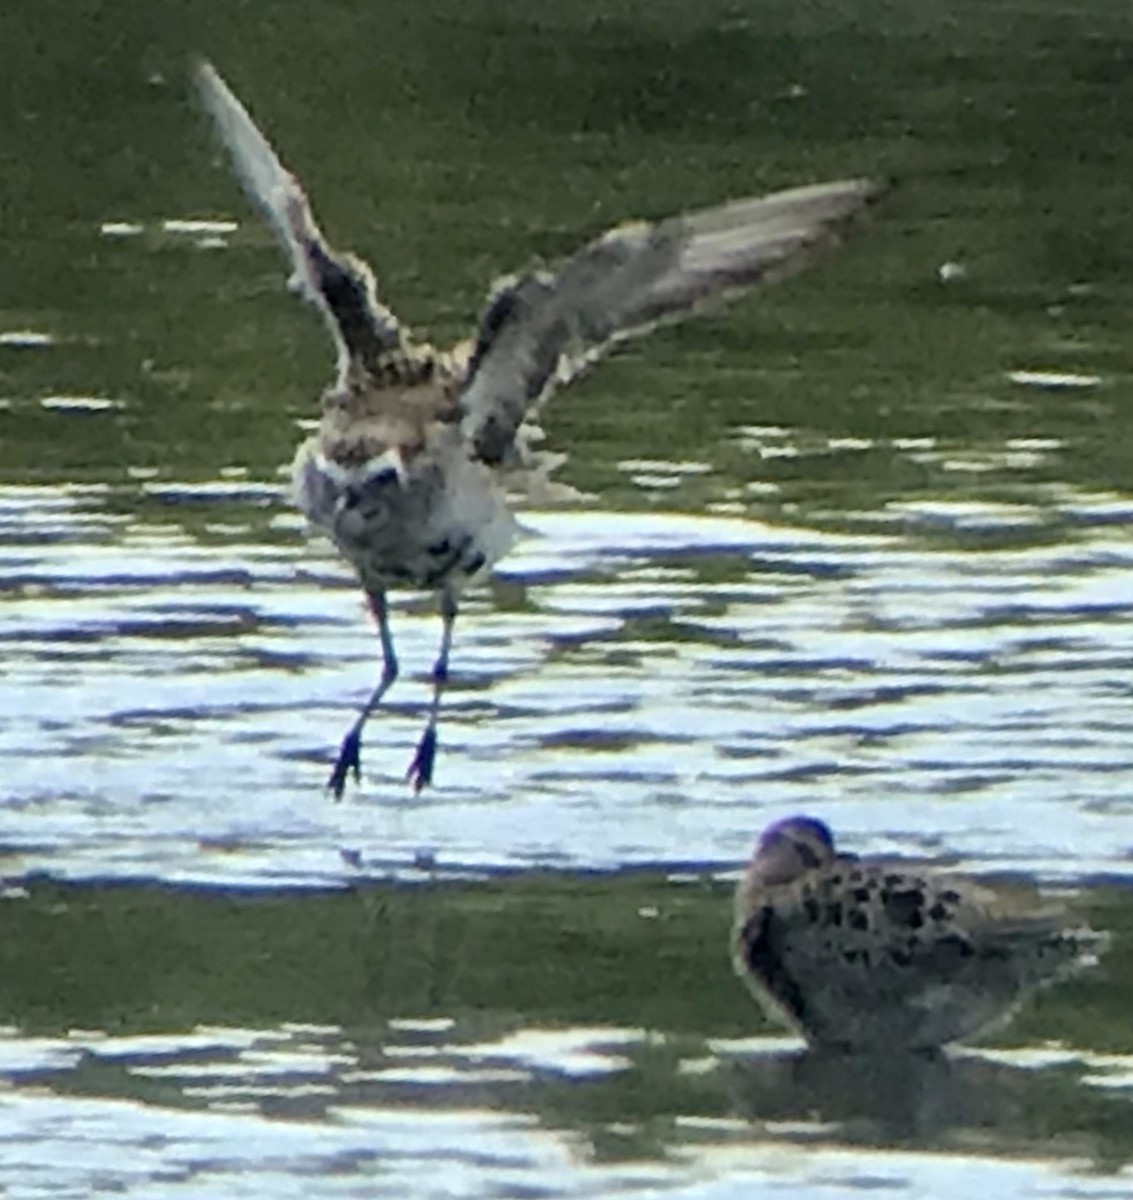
(1, 484, 1130, 887)
(0, 1022, 1129, 1199)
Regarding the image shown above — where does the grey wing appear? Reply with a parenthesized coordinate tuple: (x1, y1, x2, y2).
(194, 61, 405, 375)
(930, 877, 1109, 977)
(459, 177, 886, 464)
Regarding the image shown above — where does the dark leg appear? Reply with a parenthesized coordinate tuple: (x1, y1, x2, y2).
(406, 588, 457, 793)
(328, 589, 397, 799)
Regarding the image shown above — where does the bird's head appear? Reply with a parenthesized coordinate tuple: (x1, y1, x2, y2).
(316, 445, 409, 546)
(748, 815, 836, 887)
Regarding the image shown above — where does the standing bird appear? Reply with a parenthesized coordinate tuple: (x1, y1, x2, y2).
(194, 62, 884, 797)
(732, 816, 1107, 1052)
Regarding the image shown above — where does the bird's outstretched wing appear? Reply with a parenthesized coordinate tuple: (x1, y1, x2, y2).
(460, 177, 885, 464)
(194, 61, 406, 377)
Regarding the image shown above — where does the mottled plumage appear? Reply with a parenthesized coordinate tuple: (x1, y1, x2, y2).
(195, 62, 885, 796)
(732, 816, 1107, 1052)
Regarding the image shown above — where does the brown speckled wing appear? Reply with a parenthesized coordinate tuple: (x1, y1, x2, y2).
(458, 178, 886, 464)
(195, 62, 407, 378)
(781, 865, 1082, 997)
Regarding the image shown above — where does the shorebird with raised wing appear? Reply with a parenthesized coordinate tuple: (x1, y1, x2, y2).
(195, 62, 884, 797)
(732, 816, 1107, 1052)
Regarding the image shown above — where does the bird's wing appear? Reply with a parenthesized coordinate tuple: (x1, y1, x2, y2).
(459, 177, 885, 464)
(194, 61, 407, 378)
(934, 876, 1108, 960)
(842, 866, 1104, 977)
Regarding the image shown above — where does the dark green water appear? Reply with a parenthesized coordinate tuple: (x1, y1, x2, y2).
(1, 0, 1132, 1195)
(2, 875, 1132, 1167)
(4, 0, 1132, 509)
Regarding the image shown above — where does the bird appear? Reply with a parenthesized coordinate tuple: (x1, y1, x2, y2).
(193, 61, 885, 798)
(731, 815, 1108, 1053)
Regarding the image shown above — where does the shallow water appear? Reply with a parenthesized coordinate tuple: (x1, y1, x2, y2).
(1, 1025, 1133, 1199)
(2, 0, 1133, 1195)
(0, 876, 1130, 1198)
(2, 486, 1132, 886)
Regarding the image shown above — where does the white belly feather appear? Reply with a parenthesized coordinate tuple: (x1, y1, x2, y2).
(290, 433, 518, 592)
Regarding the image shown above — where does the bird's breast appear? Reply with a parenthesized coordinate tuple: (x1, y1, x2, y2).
(291, 436, 517, 592)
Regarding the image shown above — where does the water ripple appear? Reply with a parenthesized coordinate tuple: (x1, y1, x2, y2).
(1, 485, 1130, 887)
(0, 1022, 1129, 1198)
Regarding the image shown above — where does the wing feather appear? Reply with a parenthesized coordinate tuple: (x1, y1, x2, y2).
(460, 177, 886, 464)
(194, 61, 406, 376)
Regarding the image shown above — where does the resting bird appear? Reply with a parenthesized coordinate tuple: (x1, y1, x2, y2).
(732, 816, 1107, 1052)
(194, 62, 884, 797)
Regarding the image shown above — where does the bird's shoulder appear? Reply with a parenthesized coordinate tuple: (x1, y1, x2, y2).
(756, 860, 956, 953)
(315, 352, 468, 466)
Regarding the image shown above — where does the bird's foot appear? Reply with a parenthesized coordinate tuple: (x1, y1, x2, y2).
(328, 726, 363, 800)
(406, 725, 438, 793)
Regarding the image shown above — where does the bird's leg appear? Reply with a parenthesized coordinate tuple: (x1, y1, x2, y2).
(406, 587, 457, 793)
(328, 588, 398, 799)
